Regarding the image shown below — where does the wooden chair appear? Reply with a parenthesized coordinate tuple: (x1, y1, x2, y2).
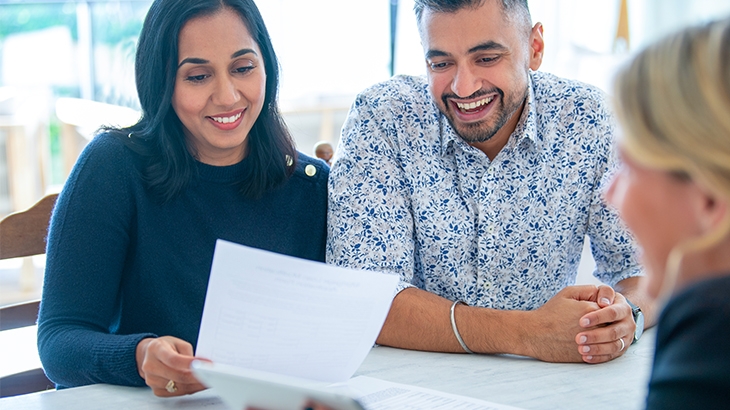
(0, 193, 58, 397)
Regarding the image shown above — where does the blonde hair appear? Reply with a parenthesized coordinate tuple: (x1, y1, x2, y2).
(613, 17, 730, 299)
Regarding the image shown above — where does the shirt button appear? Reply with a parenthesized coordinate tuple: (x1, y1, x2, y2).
(305, 164, 317, 177)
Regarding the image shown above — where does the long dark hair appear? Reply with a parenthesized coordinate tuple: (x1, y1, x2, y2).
(109, 0, 296, 202)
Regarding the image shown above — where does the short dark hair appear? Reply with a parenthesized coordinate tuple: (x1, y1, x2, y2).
(413, 0, 531, 32)
(108, 0, 296, 202)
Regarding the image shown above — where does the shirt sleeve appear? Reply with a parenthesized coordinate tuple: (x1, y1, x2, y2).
(583, 97, 643, 286)
(37, 135, 154, 388)
(326, 91, 416, 293)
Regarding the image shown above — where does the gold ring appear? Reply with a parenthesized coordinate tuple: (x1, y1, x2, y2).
(619, 338, 626, 352)
(165, 379, 177, 393)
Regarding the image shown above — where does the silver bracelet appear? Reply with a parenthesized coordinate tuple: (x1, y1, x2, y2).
(450, 300, 474, 354)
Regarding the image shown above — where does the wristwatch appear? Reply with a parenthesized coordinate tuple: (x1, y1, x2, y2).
(626, 298, 644, 344)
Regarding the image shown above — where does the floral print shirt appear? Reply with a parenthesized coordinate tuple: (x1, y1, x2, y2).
(327, 71, 641, 310)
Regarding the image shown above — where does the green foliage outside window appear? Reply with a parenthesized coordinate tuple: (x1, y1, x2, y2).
(0, 3, 77, 41)
(0, 1, 150, 46)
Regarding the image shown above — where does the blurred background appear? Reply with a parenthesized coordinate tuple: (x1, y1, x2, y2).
(1, 0, 730, 305)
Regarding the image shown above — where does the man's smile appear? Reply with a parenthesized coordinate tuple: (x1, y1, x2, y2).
(455, 95, 494, 114)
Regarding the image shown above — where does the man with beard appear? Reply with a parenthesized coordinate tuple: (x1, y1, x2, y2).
(327, 0, 653, 363)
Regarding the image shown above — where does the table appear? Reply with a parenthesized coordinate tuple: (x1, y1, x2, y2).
(0, 328, 654, 410)
(355, 330, 654, 410)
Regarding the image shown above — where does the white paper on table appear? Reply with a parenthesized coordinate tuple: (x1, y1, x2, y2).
(342, 376, 526, 410)
(196, 239, 399, 384)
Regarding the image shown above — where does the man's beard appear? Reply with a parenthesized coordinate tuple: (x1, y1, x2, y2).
(440, 87, 526, 144)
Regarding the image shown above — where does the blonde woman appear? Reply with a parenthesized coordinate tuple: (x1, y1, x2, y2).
(606, 17, 730, 409)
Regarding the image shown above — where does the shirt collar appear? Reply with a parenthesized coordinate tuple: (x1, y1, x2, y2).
(512, 71, 538, 146)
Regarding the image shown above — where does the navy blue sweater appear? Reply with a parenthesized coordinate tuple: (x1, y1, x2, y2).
(646, 275, 730, 409)
(38, 133, 328, 388)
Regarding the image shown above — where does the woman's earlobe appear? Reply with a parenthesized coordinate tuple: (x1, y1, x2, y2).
(699, 189, 729, 233)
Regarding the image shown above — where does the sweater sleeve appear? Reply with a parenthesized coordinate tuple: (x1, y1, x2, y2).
(38, 134, 155, 388)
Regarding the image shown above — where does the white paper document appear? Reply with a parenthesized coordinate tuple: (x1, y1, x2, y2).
(191, 362, 525, 410)
(345, 376, 525, 410)
(196, 240, 400, 383)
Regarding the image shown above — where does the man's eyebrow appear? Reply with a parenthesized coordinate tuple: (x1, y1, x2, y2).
(425, 49, 449, 60)
(425, 41, 507, 60)
(177, 49, 258, 68)
(468, 41, 508, 54)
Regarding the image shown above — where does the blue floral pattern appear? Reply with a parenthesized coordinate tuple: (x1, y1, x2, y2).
(327, 71, 641, 310)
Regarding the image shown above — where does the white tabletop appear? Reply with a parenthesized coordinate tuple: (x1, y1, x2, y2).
(0, 328, 655, 410)
(355, 330, 655, 410)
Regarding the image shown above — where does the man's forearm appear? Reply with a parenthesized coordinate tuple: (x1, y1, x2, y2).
(376, 287, 529, 355)
(378, 286, 612, 363)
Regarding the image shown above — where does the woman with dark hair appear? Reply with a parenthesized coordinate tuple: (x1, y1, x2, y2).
(37, 0, 328, 397)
